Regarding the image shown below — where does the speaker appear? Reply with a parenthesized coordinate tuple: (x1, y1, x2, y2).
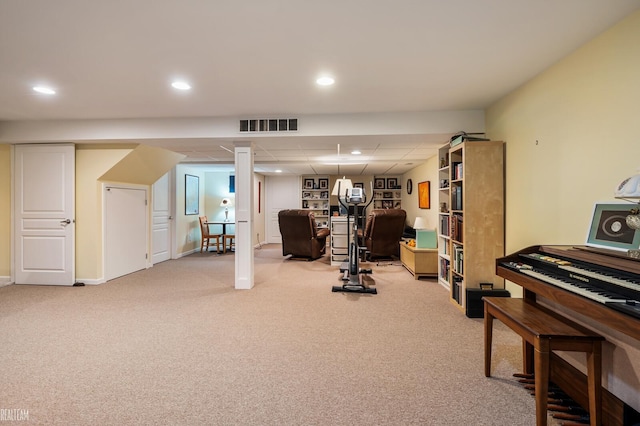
(465, 288, 510, 318)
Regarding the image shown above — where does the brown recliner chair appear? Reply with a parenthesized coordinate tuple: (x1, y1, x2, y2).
(362, 209, 407, 260)
(278, 210, 331, 260)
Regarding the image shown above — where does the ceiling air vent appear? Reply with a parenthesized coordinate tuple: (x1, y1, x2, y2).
(239, 118, 298, 133)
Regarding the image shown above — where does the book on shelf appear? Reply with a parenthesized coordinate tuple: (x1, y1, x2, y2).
(452, 276, 463, 302)
(451, 162, 462, 180)
(451, 214, 463, 242)
(451, 187, 463, 210)
(453, 244, 464, 274)
(449, 132, 489, 147)
(439, 258, 450, 280)
(439, 215, 450, 236)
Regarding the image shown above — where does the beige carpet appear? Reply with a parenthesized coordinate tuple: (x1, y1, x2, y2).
(0, 245, 551, 425)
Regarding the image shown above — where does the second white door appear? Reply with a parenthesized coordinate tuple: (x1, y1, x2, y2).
(105, 186, 148, 281)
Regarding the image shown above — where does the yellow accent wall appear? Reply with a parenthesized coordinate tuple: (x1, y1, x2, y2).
(486, 10, 640, 411)
(402, 155, 440, 233)
(487, 9, 640, 286)
(75, 146, 132, 280)
(0, 144, 10, 279)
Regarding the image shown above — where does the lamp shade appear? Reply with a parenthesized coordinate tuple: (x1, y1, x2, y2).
(220, 198, 232, 207)
(615, 172, 640, 198)
(413, 217, 429, 229)
(332, 177, 353, 196)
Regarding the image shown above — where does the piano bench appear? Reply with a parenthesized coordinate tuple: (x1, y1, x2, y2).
(483, 297, 605, 426)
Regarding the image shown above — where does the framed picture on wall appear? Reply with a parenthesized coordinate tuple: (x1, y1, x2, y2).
(418, 181, 430, 209)
(386, 178, 398, 189)
(374, 178, 385, 189)
(318, 178, 329, 189)
(185, 174, 199, 215)
(304, 178, 314, 189)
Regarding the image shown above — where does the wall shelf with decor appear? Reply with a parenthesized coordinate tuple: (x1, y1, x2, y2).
(372, 175, 402, 209)
(437, 141, 505, 312)
(301, 175, 330, 227)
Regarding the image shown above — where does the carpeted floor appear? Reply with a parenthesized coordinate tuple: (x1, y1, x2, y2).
(0, 244, 551, 425)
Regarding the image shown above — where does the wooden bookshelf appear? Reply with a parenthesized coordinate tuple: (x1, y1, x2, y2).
(437, 141, 505, 312)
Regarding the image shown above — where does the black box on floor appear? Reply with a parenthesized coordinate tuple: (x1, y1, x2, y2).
(465, 288, 510, 318)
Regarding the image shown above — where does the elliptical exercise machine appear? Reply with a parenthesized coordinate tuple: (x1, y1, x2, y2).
(331, 183, 376, 294)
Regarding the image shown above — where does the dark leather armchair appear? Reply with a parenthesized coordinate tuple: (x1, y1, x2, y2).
(278, 210, 330, 260)
(362, 209, 407, 260)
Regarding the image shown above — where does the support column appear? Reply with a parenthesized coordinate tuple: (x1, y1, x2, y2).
(234, 142, 254, 289)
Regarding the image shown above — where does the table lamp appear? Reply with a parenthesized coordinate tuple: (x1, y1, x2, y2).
(414, 217, 436, 248)
(220, 198, 232, 222)
(332, 177, 353, 215)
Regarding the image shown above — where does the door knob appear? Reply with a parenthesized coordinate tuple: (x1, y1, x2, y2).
(60, 219, 71, 225)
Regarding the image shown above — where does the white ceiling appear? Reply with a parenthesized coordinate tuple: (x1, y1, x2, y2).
(1, 0, 638, 174)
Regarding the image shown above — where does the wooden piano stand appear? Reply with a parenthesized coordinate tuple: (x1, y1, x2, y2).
(483, 297, 604, 426)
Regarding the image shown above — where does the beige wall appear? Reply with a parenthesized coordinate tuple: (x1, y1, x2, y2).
(204, 171, 235, 223)
(486, 10, 640, 411)
(0, 144, 10, 280)
(75, 146, 133, 280)
(402, 155, 440, 233)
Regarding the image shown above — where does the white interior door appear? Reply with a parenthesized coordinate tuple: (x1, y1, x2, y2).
(14, 144, 75, 285)
(152, 172, 172, 264)
(265, 175, 300, 243)
(105, 186, 148, 281)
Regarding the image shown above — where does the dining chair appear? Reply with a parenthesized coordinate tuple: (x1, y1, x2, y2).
(199, 216, 222, 252)
(223, 234, 235, 253)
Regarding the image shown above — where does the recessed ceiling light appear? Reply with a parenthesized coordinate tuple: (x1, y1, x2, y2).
(275, 169, 282, 173)
(33, 86, 56, 95)
(351, 150, 361, 155)
(316, 76, 335, 86)
(171, 81, 191, 90)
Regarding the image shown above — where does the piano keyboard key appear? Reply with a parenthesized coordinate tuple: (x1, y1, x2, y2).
(559, 265, 640, 293)
(520, 269, 628, 304)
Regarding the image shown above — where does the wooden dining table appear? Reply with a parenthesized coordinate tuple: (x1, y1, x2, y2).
(205, 221, 234, 235)
(205, 221, 235, 253)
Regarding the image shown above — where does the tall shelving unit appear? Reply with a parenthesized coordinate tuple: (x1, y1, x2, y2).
(301, 175, 330, 228)
(437, 145, 451, 289)
(372, 175, 402, 209)
(437, 141, 505, 312)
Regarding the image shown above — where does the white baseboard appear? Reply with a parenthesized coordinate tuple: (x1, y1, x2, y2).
(254, 240, 269, 248)
(0, 277, 13, 288)
(176, 248, 199, 258)
(75, 278, 106, 285)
